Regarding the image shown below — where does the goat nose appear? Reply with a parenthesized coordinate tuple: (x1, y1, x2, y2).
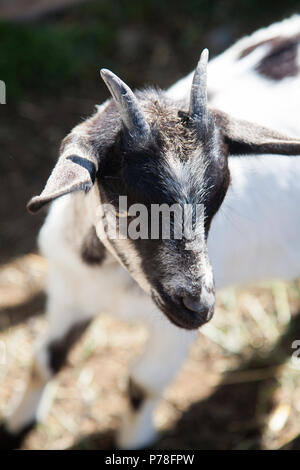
(182, 295, 209, 316)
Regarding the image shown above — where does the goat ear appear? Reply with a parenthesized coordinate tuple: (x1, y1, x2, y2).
(27, 151, 98, 214)
(212, 109, 300, 156)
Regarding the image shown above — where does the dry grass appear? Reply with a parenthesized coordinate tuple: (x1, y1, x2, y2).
(0, 253, 300, 450)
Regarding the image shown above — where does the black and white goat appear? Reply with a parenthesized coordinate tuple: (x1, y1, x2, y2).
(1, 15, 300, 450)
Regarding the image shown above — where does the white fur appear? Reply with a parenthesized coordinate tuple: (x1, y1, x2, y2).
(210, 155, 300, 289)
(168, 14, 300, 137)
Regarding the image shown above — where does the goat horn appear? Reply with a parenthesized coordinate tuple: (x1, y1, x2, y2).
(189, 48, 209, 122)
(100, 69, 151, 139)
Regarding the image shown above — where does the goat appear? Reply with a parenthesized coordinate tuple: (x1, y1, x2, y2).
(1, 15, 300, 450)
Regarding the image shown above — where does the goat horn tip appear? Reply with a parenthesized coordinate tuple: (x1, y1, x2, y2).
(100, 68, 114, 79)
(200, 48, 209, 61)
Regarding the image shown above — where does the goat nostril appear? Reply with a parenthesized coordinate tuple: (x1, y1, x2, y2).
(182, 296, 209, 316)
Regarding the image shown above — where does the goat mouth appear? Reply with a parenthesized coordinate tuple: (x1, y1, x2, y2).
(151, 291, 214, 330)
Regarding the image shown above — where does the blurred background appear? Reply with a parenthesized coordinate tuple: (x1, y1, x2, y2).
(1, 0, 300, 450)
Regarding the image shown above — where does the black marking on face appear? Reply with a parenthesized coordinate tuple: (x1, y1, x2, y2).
(100, 101, 229, 235)
(128, 377, 146, 411)
(239, 34, 300, 80)
(48, 319, 91, 374)
(81, 226, 106, 265)
(96, 94, 229, 329)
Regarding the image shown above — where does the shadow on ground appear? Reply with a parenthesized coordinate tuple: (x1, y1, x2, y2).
(0, 292, 45, 329)
(68, 312, 300, 450)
